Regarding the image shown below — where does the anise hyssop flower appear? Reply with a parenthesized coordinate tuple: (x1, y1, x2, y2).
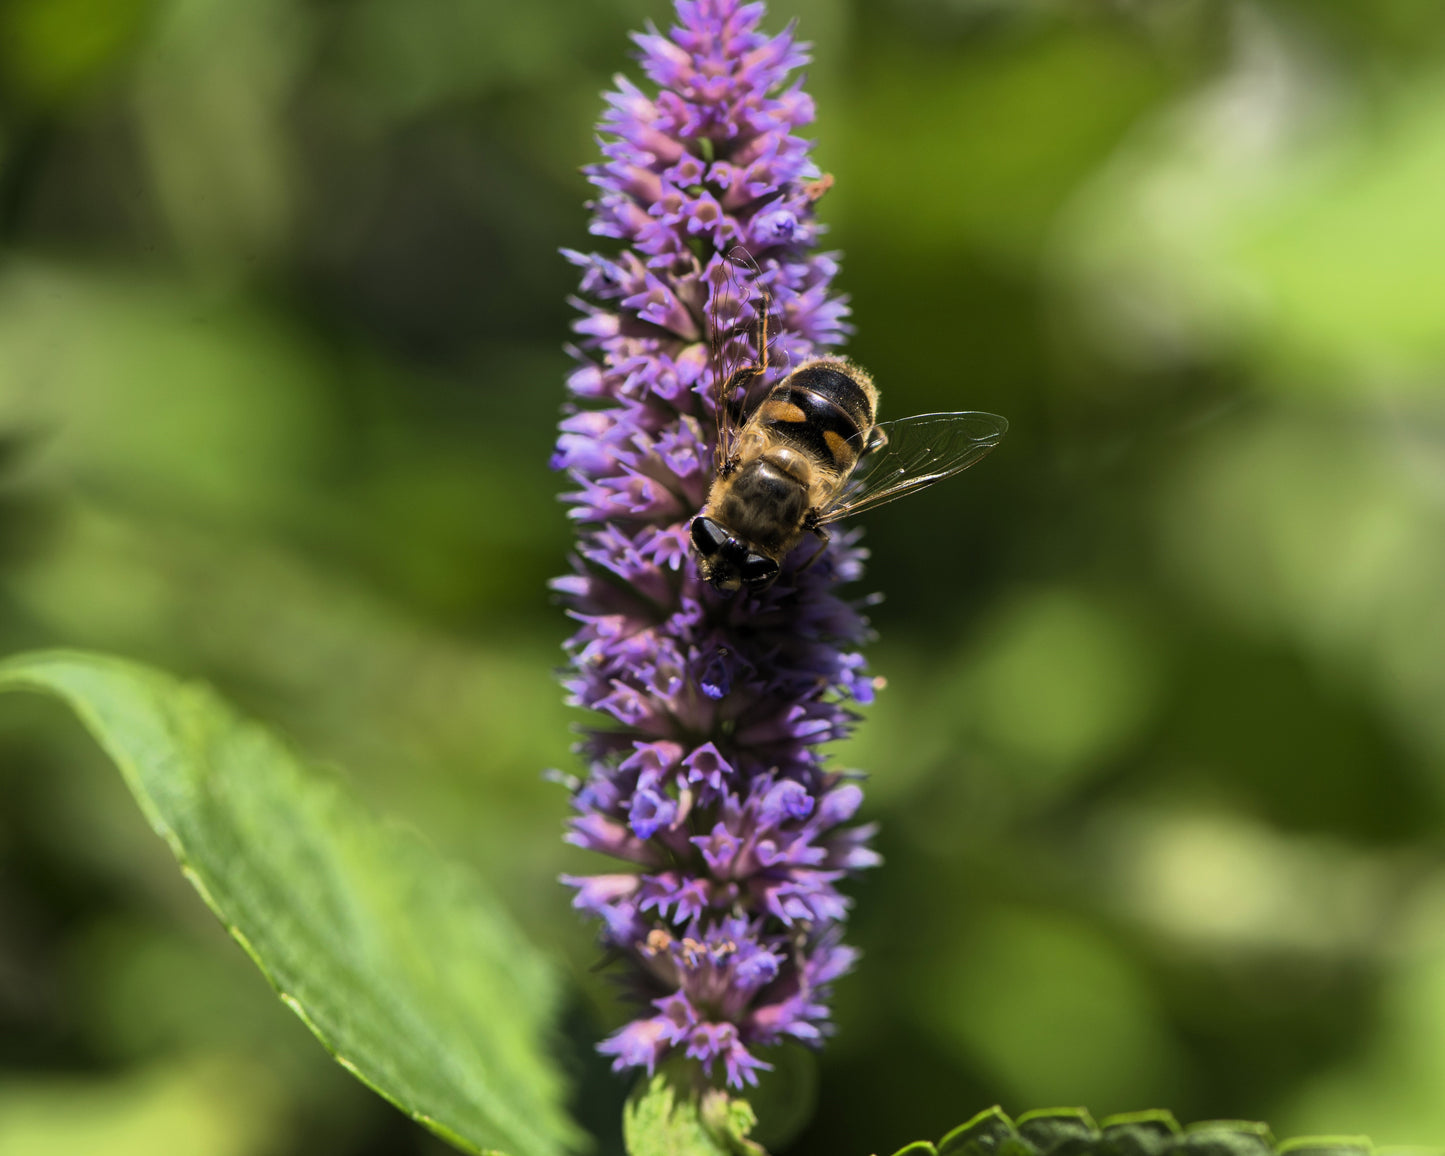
(554, 0, 879, 1088)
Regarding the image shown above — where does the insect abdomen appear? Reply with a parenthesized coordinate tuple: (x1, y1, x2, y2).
(755, 360, 876, 476)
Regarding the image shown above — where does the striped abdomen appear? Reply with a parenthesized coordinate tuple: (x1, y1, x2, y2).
(749, 359, 879, 483)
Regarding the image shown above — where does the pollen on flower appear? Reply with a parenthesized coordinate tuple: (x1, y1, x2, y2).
(554, 0, 878, 1089)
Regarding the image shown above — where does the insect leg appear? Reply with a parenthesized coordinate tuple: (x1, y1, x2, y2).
(723, 367, 763, 426)
(715, 365, 764, 473)
(796, 525, 831, 573)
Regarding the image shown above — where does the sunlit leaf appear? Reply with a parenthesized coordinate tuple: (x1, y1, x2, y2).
(1062, 31, 1445, 386)
(0, 1059, 283, 1156)
(0, 650, 582, 1156)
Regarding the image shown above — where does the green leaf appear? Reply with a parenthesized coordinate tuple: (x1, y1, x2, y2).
(1097, 1111, 1183, 1156)
(895, 1107, 1397, 1156)
(1017, 1108, 1101, 1152)
(1276, 1141, 1373, 1156)
(0, 649, 582, 1156)
(1179, 1123, 1274, 1156)
(938, 1105, 1017, 1156)
(0, 1058, 284, 1156)
(622, 1074, 764, 1156)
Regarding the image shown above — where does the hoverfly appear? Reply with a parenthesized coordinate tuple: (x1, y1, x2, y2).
(690, 251, 1007, 594)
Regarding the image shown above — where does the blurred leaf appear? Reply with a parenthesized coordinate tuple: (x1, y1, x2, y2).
(837, 25, 1167, 256)
(1063, 21, 1445, 385)
(1278, 880, 1445, 1145)
(895, 1106, 1379, 1156)
(0, 0, 155, 105)
(742, 1046, 818, 1153)
(333, 0, 642, 120)
(1094, 808, 1401, 959)
(0, 649, 582, 1156)
(0, 263, 328, 520)
(966, 588, 1155, 785)
(0, 1057, 285, 1156)
(1158, 412, 1445, 782)
(1224, 71, 1445, 380)
(912, 906, 1178, 1109)
(132, 0, 308, 272)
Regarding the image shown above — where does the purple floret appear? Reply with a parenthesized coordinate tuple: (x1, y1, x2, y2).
(555, 0, 879, 1088)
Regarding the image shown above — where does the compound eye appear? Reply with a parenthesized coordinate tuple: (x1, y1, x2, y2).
(741, 553, 780, 586)
(691, 517, 728, 556)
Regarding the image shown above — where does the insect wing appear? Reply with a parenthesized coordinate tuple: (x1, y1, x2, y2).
(706, 247, 769, 472)
(818, 411, 1008, 524)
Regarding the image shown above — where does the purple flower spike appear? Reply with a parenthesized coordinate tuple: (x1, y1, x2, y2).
(555, 0, 878, 1089)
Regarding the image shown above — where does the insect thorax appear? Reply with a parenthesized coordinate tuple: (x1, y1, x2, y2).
(712, 459, 809, 555)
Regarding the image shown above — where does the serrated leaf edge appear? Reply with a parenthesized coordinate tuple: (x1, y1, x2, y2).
(884, 1105, 1433, 1156)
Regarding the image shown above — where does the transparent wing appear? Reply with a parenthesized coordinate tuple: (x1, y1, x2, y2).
(706, 247, 770, 472)
(818, 410, 1008, 524)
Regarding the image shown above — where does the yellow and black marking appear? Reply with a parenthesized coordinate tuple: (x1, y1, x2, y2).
(756, 361, 876, 473)
(758, 398, 808, 424)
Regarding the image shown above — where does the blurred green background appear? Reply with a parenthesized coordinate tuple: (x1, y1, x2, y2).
(3, 0, 1445, 1154)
